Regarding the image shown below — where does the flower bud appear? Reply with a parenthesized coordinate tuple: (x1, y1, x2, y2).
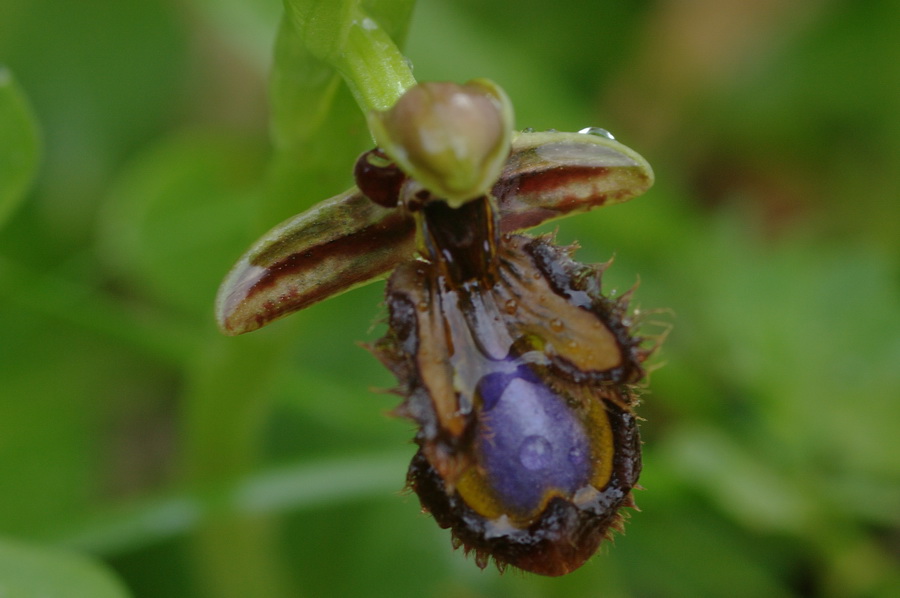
(368, 79, 514, 206)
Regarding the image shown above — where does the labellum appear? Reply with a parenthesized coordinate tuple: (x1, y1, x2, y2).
(216, 81, 657, 576)
(375, 196, 648, 575)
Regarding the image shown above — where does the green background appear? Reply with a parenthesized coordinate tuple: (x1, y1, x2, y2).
(0, 0, 897, 596)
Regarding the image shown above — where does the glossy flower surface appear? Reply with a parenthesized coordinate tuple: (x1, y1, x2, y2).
(375, 199, 647, 574)
(367, 80, 514, 206)
(215, 81, 656, 575)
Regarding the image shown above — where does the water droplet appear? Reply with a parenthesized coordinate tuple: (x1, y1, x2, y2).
(550, 318, 564, 332)
(578, 126, 616, 140)
(519, 435, 552, 471)
(504, 299, 518, 314)
(417, 300, 429, 312)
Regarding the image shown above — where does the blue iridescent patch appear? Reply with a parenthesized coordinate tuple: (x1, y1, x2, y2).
(476, 370, 591, 515)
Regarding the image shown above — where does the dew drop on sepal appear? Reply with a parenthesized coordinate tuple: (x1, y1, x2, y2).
(578, 126, 616, 140)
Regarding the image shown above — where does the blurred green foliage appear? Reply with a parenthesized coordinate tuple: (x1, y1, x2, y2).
(0, 66, 39, 227)
(0, 537, 129, 598)
(0, 0, 898, 597)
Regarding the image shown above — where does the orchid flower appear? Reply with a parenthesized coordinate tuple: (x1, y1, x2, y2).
(216, 80, 656, 575)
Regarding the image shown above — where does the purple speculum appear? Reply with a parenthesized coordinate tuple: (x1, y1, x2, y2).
(475, 369, 593, 515)
(216, 118, 657, 575)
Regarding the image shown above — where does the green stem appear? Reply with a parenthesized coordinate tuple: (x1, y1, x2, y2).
(336, 14, 417, 111)
(282, 0, 417, 113)
(182, 4, 418, 596)
(181, 330, 297, 598)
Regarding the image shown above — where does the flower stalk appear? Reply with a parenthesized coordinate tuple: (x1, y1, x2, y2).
(282, 0, 417, 113)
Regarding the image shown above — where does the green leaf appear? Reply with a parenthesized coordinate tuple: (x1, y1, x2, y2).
(0, 67, 39, 228)
(0, 537, 130, 598)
